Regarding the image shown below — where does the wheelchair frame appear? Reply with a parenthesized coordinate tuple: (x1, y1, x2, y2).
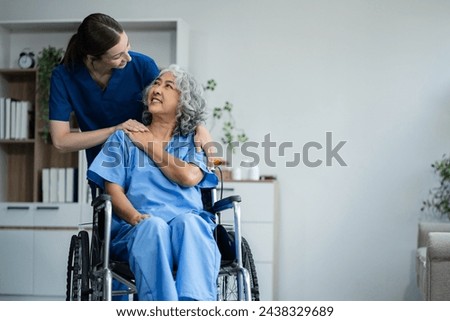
(66, 183, 259, 301)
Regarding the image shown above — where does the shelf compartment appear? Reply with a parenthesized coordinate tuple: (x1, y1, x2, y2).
(3, 144, 34, 202)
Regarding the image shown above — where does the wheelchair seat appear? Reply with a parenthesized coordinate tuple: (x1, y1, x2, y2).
(66, 182, 260, 301)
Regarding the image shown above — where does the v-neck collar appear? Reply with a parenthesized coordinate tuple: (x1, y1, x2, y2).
(80, 64, 118, 94)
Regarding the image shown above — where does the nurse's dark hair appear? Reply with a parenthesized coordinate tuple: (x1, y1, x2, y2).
(62, 13, 123, 68)
(142, 65, 207, 136)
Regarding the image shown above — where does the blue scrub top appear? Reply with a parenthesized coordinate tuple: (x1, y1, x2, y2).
(87, 130, 219, 236)
(49, 51, 159, 166)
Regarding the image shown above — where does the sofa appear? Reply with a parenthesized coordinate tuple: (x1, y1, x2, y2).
(416, 221, 450, 300)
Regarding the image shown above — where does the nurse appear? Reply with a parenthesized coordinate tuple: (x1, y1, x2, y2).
(49, 13, 214, 170)
(87, 65, 221, 300)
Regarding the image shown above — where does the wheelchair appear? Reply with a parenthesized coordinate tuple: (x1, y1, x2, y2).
(65, 171, 260, 301)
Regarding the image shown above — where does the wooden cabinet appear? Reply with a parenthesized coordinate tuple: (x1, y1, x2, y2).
(220, 180, 279, 300)
(0, 69, 37, 202)
(0, 68, 78, 203)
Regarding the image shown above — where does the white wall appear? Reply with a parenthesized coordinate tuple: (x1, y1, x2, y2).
(3, 0, 450, 300)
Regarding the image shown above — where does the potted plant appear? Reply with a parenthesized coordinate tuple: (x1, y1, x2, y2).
(204, 79, 250, 180)
(421, 154, 450, 220)
(204, 79, 248, 149)
(37, 46, 65, 143)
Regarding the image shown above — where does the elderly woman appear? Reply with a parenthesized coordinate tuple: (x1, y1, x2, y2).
(87, 65, 220, 301)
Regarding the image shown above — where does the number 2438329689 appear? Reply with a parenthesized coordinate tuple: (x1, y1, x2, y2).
(258, 306, 334, 317)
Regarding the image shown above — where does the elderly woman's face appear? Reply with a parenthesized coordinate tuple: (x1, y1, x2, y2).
(147, 72, 180, 117)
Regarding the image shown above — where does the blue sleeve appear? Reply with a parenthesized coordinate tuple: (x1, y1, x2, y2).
(192, 150, 219, 188)
(181, 135, 218, 188)
(87, 130, 130, 190)
(49, 66, 72, 121)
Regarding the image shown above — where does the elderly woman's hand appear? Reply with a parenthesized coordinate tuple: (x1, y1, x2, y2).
(194, 125, 213, 153)
(194, 125, 226, 167)
(129, 213, 151, 226)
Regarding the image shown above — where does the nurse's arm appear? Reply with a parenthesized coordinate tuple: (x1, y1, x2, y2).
(50, 120, 115, 152)
(105, 181, 149, 226)
(50, 119, 148, 153)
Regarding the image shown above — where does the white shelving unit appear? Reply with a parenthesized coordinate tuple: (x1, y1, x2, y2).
(220, 180, 279, 300)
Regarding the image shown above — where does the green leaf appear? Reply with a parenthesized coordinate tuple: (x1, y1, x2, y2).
(37, 46, 65, 143)
(224, 101, 233, 112)
(204, 78, 249, 147)
(205, 79, 217, 91)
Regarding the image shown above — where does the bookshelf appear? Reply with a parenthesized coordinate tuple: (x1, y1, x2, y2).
(0, 68, 78, 202)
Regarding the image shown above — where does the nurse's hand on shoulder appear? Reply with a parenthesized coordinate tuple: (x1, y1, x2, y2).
(124, 130, 157, 153)
(116, 119, 149, 133)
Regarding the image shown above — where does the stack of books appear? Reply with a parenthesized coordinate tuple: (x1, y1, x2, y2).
(41, 153, 91, 204)
(41, 167, 78, 203)
(0, 97, 33, 140)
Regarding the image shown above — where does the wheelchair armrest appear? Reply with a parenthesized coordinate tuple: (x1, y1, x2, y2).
(91, 193, 111, 208)
(212, 195, 241, 213)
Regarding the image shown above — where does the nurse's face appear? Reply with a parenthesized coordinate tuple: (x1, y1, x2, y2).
(101, 32, 132, 69)
(148, 72, 180, 119)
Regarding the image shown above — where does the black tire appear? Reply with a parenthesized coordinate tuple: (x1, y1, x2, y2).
(66, 231, 90, 300)
(218, 233, 260, 301)
(241, 237, 260, 301)
(65, 235, 77, 301)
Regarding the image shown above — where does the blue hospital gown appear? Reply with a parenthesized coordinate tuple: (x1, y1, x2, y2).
(87, 130, 220, 300)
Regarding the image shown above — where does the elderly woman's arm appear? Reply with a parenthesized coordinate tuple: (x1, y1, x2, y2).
(126, 131, 204, 187)
(144, 139, 204, 187)
(105, 181, 150, 225)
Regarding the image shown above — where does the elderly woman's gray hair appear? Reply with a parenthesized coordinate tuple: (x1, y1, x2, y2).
(142, 64, 207, 136)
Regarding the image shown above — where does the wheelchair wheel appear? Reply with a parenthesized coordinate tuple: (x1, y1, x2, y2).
(218, 235, 260, 301)
(242, 236, 260, 300)
(66, 231, 90, 301)
(89, 231, 105, 301)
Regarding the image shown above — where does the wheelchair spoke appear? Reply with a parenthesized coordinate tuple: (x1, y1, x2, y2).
(217, 235, 260, 301)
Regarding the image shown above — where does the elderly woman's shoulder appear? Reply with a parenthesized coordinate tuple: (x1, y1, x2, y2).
(108, 129, 128, 142)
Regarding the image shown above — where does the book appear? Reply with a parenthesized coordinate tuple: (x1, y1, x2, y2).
(49, 168, 58, 203)
(13, 100, 20, 139)
(42, 168, 50, 203)
(73, 168, 79, 203)
(20, 101, 32, 139)
(0, 97, 5, 139)
(65, 167, 74, 203)
(57, 168, 66, 203)
(10, 100, 16, 139)
(5, 97, 11, 139)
